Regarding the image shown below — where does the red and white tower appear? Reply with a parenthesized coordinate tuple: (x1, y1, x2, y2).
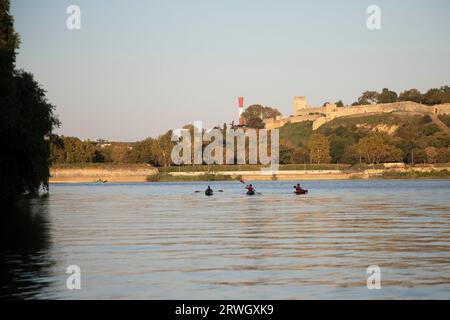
(238, 97, 244, 125)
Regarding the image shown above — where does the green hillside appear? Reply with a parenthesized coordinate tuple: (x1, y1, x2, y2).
(279, 121, 313, 147)
(278, 113, 450, 164)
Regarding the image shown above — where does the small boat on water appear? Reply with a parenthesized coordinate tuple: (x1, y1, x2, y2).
(247, 190, 255, 196)
(205, 190, 213, 196)
(294, 189, 308, 195)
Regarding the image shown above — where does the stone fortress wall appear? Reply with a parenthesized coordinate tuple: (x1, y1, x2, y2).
(264, 96, 450, 130)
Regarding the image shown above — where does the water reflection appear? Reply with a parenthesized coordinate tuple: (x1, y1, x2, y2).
(0, 197, 53, 299)
(1, 180, 450, 299)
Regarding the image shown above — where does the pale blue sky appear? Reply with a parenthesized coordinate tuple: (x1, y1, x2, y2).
(11, 0, 450, 141)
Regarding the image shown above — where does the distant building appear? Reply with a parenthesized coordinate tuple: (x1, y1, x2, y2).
(293, 96, 307, 116)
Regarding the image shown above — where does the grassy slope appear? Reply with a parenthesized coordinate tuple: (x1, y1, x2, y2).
(439, 115, 450, 127)
(279, 113, 440, 145)
(279, 121, 313, 147)
(318, 112, 418, 132)
(380, 169, 450, 179)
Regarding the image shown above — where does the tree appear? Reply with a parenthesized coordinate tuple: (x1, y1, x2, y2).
(292, 147, 309, 164)
(93, 148, 105, 163)
(307, 134, 331, 164)
(246, 116, 265, 129)
(422, 88, 441, 105)
(335, 100, 344, 108)
(357, 135, 403, 164)
(378, 88, 398, 104)
(424, 146, 437, 164)
(49, 136, 97, 164)
(0, 0, 19, 96)
(0, 1, 59, 203)
(128, 138, 155, 164)
(399, 88, 422, 103)
(421, 86, 450, 105)
(437, 147, 450, 163)
(341, 144, 360, 164)
(242, 104, 281, 128)
(356, 91, 379, 105)
(153, 131, 174, 167)
(110, 143, 131, 163)
(329, 135, 349, 163)
(412, 149, 427, 164)
(279, 145, 293, 164)
(439, 86, 450, 104)
(49, 134, 65, 164)
(351, 86, 449, 107)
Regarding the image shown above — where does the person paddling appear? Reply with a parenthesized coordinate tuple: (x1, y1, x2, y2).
(294, 183, 303, 193)
(205, 186, 213, 196)
(293, 183, 308, 194)
(240, 179, 257, 195)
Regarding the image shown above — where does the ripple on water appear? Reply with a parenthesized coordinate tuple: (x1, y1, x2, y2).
(1, 180, 449, 299)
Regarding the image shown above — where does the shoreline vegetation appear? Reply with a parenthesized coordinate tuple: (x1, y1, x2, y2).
(49, 163, 450, 183)
(1, 1, 59, 203)
(46, 111, 450, 185)
(379, 169, 450, 179)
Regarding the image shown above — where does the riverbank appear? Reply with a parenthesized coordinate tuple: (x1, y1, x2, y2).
(50, 164, 158, 183)
(49, 163, 450, 183)
(152, 169, 450, 182)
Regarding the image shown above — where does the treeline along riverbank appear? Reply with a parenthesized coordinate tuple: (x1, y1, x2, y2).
(49, 163, 450, 183)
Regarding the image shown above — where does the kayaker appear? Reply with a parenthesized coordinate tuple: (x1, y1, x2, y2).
(246, 184, 255, 192)
(206, 186, 213, 193)
(294, 184, 303, 193)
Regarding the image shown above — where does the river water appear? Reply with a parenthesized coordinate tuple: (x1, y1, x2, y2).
(1, 180, 450, 299)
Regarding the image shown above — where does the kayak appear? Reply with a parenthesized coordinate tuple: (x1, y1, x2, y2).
(247, 190, 255, 196)
(294, 189, 308, 195)
(205, 190, 213, 196)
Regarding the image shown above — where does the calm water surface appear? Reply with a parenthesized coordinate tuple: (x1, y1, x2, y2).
(1, 180, 450, 299)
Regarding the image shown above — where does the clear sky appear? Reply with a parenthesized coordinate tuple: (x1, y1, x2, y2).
(11, 0, 450, 141)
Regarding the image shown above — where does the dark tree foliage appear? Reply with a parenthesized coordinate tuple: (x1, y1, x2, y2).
(398, 89, 422, 103)
(246, 116, 265, 129)
(356, 91, 379, 105)
(422, 86, 450, 105)
(353, 86, 450, 106)
(378, 88, 398, 104)
(335, 100, 344, 108)
(0, 0, 59, 203)
(49, 136, 96, 164)
(0, 0, 18, 96)
(242, 104, 281, 129)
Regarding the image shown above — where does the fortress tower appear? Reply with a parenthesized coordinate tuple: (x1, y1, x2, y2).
(293, 96, 307, 116)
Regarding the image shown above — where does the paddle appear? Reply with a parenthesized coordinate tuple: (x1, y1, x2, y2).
(240, 179, 262, 195)
(194, 190, 224, 193)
